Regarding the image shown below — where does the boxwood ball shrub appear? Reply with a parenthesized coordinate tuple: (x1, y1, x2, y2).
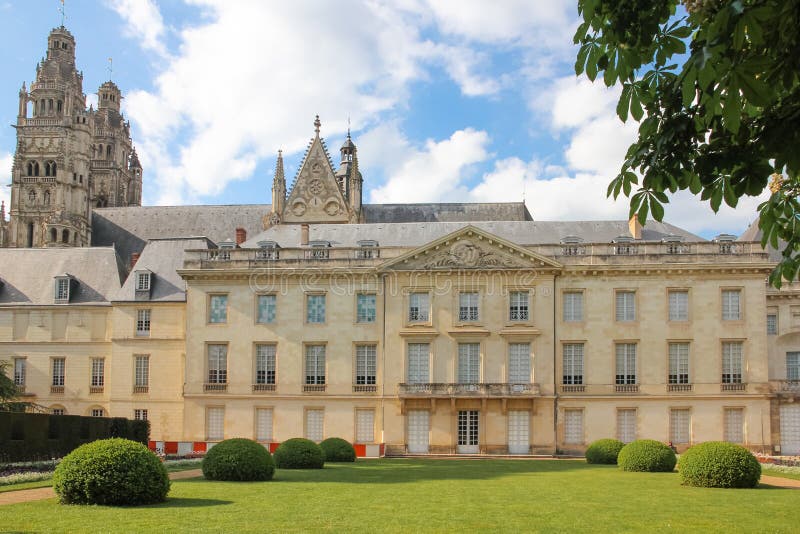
(320, 437, 356, 462)
(678, 441, 761, 488)
(53, 438, 169, 505)
(202, 438, 275, 481)
(273, 438, 325, 469)
(585, 439, 625, 464)
(617, 439, 677, 472)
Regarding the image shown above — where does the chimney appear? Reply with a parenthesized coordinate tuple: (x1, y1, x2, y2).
(130, 252, 140, 269)
(235, 227, 247, 246)
(301, 224, 309, 246)
(629, 215, 642, 240)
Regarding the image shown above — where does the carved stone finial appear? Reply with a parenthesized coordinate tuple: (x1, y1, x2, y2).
(314, 114, 321, 135)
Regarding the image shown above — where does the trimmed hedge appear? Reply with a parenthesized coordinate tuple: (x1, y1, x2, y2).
(53, 438, 169, 505)
(202, 438, 275, 481)
(617, 439, 677, 472)
(585, 439, 625, 465)
(320, 437, 356, 462)
(678, 441, 761, 488)
(0, 412, 149, 463)
(273, 438, 325, 469)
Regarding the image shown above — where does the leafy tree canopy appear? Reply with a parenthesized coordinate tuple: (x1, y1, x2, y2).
(0, 360, 20, 407)
(574, 0, 799, 286)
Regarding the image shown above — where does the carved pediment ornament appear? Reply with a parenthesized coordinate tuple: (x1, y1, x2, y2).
(420, 239, 527, 269)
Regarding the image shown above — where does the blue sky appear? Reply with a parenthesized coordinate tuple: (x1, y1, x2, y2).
(0, 0, 765, 238)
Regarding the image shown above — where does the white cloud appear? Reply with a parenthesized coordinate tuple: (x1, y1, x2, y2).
(0, 152, 11, 221)
(548, 76, 621, 129)
(368, 127, 491, 203)
(110, 0, 168, 57)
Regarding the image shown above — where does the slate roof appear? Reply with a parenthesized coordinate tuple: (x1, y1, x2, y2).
(738, 219, 783, 261)
(114, 238, 212, 302)
(0, 247, 124, 306)
(242, 220, 703, 249)
(362, 202, 532, 223)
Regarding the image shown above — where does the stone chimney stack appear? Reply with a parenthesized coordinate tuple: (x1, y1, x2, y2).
(629, 215, 642, 240)
(130, 252, 140, 269)
(235, 228, 247, 246)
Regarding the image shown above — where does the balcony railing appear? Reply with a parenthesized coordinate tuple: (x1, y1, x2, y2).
(560, 385, 585, 393)
(614, 384, 639, 393)
(252, 384, 276, 393)
(133, 385, 149, 394)
(667, 384, 693, 392)
(204, 383, 228, 392)
(398, 383, 539, 397)
(353, 385, 377, 393)
(778, 380, 800, 392)
(721, 383, 747, 392)
(89, 386, 104, 394)
(50, 385, 64, 394)
(303, 384, 326, 393)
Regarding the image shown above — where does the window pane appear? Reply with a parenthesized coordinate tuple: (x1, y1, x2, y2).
(457, 343, 480, 383)
(459, 292, 479, 322)
(509, 291, 529, 321)
(357, 294, 376, 323)
(136, 309, 151, 335)
(615, 291, 635, 321)
(52, 358, 65, 386)
(256, 408, 273, 441)
(134, 356, 149, 386)
(408, 293, 429, 322)
(356, 345, 377, 385)
(91, 359, 104, 387)
(256, 344, 276, 384)
(669, 291, 688, 321)
(563, 344, 584, 385)
(207, 345, 228, 383)
(305, 345, 326, 384)
(722, 290, 741, 320)
(564, 410, 583, 444)
(563, 292, 584, 322)
(508, 343, 530, 383)
(207, 407, 224, 440)
(786, 352, 800, 381)
(617, 409, 636, 443)
(767, 314, 777, 335)
(615, 343, 637, 384)
(722, 342, 743, 383)
(306, 409, 324, 441)
(670, 409, 691, 443)
(209, 295, 227, 323)
(356, 409, 375, 443)
(724, 408, 743, 443)
(407, 343, 429, 383)
(257, 295, 276, 324)
(13, 358, 25, 386)
(668, 343, 690, 384)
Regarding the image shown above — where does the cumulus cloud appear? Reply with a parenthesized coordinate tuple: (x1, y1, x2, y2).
(110, 0, 168, 57)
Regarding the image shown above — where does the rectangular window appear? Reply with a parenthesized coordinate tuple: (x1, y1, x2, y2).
(257, 295, 276, 324)
(52, 358, 65, 386)
(615, 291, 636, 322)
(670, 409, 691, 444)
(356, 294, 376, 323)
(206, 407, 224, 440)
(562, 344, 584, 385)
(668, 343, 690, 384)
(615, 343, 637, 385)
(617, 409, 636, 443)
(91, 409, 105, 418)
(306, 409, 324, 441)
(305, 345, 326, 385)
(722, 342, 743, 384)
(91, 358, 105, 387)
(134, 355, 149, 387)
(13, 358, 25, 386)
(408, 292, 429, 323)
(134, 409, 148, 421)
(55, 278, 70, 302)
(407, 343, 430, 384)
(508, 343, 531, 383)
(356, 345, 377, 385)
(564, 409, 583, 444)
(786, 352, 800, 381)
(767, 314, 778, 335)
(509, 291, 529, 321)
(306, 294, 326, 324)
(256, 408, 273, 441)
(207, 344, 228, 384)
(52, 408, 65, 416)
(563, 292, 584, 322)
(668, 290, 689, 321)
(136, 309, 151, 336)
(459, 292, 479, 322)
(136, 272, 150, 291)
(457, 343, 480, 383)
(722, 289, 741, 320)
(255, 344, 276, 385)
(356, 409, 375, 443)
(724, 408, 744, 444)
(209, 295, 228, 323)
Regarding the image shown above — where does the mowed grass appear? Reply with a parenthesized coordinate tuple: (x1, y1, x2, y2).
(2, 459, 797, 533)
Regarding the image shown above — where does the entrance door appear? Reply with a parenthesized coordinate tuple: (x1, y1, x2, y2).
(407, 410, 429, 454)
(508, 410, 530, 454)
(781, 404, 800, 455)
(457, 410, 479, 454)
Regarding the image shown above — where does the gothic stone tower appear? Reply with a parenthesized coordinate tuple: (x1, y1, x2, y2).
(8, 26, 142, 248)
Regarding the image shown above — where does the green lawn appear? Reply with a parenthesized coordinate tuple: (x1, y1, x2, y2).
(0, 478, 52, 493)
(762, 465, 800, 481)
(1, 459, 797, 533)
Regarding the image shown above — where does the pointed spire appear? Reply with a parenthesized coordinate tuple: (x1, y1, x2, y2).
(314, 114, 321, 136)
(129, 147, 141, 169)
(0, 200, 5, 222)
(274, 149, 285, 184)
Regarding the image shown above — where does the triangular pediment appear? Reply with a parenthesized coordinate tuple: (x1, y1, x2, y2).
(379, 225, 563, 271)
(283, 135, 351, 223)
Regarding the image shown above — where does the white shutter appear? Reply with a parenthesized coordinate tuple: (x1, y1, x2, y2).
(564, 292, 583, 322)
(407, 410, 429, 453)
(458, 343, 480, 383)
(407, 343, 430, 384)
(780, 405, 800, 455)
(615, 291, 635, 321)
(306, 409, 324, 441)
(564, 410, 583, 444)
(508, 411, 530, 454)
(669, 290, 688, 321)
(670, 409, 690, 443)
(206, 407, 224, 441)
(722, 290, 741, 320)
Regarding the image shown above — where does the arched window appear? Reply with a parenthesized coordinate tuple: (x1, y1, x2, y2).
(27, 162, 33, 176)
(62, 229, 69, 244)
(50, 227, 57, 242)
(106, 145, 112, 159)
(48, 99, 53, 111)
(34, 162, 40, 176)
(43, 190, 50, 205)
(28, 189, 36, 203)
(39, 100, 45, 114)
(57, 100, 62, 113)
(51, 161, 56, 176)
(97, 144, 102, 158)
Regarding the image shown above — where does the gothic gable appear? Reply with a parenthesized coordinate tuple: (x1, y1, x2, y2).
(282, 135, 351, 224)
(379, 226, 563, 271)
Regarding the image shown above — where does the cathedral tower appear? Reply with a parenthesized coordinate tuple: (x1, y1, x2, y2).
(7, 26, 141, 248)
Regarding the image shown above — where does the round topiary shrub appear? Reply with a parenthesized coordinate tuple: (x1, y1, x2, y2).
(678, 441, 761, 488)
(320, 437, 356, 462)
(53, 438, 169, 505)
(273, 438, 325, 469)
(617, 439, 677, 472)
(585, 438, 625, 464)
(201, 438, 275, 481)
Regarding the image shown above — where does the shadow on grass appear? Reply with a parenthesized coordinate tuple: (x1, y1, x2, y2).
(157, 497, 233, 508)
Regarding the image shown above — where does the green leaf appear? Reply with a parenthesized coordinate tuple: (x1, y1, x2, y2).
(710, 186, 723, 212)
(723, 178, 739, 208)
(736, 70, 773, 106)
(649, 195, 665, 221)
(617, 84, 632, 121)
(630, 92, 644, 121)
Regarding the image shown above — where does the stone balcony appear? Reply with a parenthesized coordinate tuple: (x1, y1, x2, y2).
(398, 383, 540, 398)
(183, 246, 405, 270)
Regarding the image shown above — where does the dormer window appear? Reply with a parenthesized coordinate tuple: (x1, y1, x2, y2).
(136, 272, 151, 291)
(54, 275, 72, 303)
(309, 240, 331, 260)
(612, 236, 636, 255)
(356, 240, 379, 259)
(256, 241, 280, 260)
(714, 234, 737, 254)
(560, 236, 584, 256)
(662, 234, 686, 254)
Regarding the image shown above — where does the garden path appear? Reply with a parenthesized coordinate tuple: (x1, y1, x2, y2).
(0, 469, 203, 506)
